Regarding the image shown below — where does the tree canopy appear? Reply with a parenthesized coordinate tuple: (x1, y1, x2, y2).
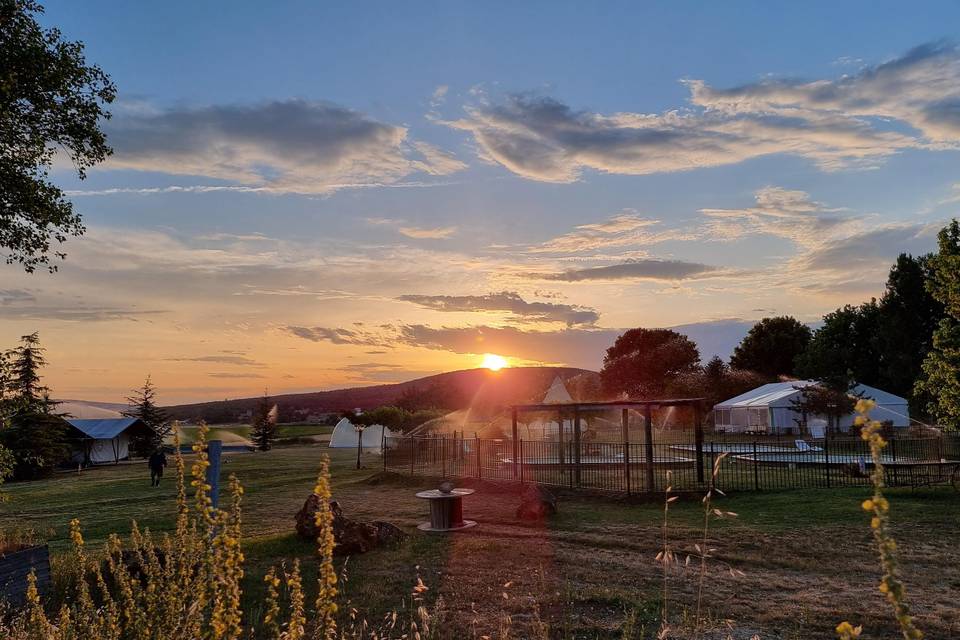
(1, 0, 115, 271)
(249, 391, 277, 451)
(915, 221, 960, 428)
(600, 328, 700, 399)
(730, 316, 811, 379)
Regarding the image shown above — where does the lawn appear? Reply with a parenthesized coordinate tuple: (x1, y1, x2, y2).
(172, 423, 334, 446)
(1, 444, 959, 638)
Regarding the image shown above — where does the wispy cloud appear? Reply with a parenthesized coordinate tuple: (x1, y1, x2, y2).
(446, 42, 960, 182)
(397, 291, 599, 326)
(102, 100, 465, 194)
(528, 259, 719, 282)
(165, 355, 266, 367)
(398, 225, 459, 239)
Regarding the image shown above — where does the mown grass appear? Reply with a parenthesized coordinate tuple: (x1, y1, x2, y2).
(1, 444, 958, 638)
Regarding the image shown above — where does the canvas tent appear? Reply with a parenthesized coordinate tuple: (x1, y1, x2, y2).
(328, 418, 395, 453)
(66, 417, 153, 464)
(713, 381, 910, 436)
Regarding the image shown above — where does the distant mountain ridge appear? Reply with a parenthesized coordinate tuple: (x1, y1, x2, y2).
(163, 366, 595, 424)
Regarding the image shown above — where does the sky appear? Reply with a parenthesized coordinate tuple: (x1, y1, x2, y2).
(2, 1, 960, 404)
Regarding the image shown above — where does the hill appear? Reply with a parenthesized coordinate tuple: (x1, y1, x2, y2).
(163, 366, 597, 424)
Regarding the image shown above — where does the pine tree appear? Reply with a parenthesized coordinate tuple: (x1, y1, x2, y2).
(249, 391, 277, 451)
(4, 332, 55, 415)
(123, 376, 171, 457)
(0, 333, 70, 479)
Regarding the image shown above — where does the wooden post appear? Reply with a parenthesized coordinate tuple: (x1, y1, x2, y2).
(573, 406, 582, 489)
(621, 407, 631, 495)
(694, 401, 705, 483)
(511, 407, 519, 480)
(643, 404, 655, 493)
(557, 411, 566, 487)
(206, 440, 222, 509)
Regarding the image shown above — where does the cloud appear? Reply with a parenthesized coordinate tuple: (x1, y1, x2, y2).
(165, 355, 265, 367)
(398, 225, 459, 239)
(103, 100, 464, 194)
(0, 290, 36, 305)
(208, 372, 267, 379)
(397, 291, 599, 326)
(0, 304, 164, 322)
(447, 43, 960, 182)
(528, 259, 718, 282)
(530, 211, 692, 254)
(796, 222, 939, 274)
(700, 187, 855, 248)
(285, 326, 390, 347)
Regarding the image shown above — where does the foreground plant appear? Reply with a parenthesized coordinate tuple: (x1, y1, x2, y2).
(836, 399, 923, 640)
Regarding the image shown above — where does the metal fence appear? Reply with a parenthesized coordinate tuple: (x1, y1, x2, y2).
(383, 432, 960, 494)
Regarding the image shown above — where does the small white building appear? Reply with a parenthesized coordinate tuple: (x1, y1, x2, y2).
(713, 381, 910, 436)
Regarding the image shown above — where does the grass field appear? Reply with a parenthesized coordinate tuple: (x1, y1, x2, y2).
(1, 444, 959, 638)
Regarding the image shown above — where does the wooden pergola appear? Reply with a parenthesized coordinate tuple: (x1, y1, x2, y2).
(509, 398, 708, 488)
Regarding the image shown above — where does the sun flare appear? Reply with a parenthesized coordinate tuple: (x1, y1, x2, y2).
(480, 353, 509, 371)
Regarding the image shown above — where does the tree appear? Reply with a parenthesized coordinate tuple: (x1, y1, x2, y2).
(1, 0, 115, 272)
(795, 303, 882, 390)
(249, 391, 277, 451)
(123, 376, 171, 456)
(0, 410, 70, 480)
(3, 332, 55, 415)
(730, 316, 811, 379)
(916, 220, 960, 428)
(790, 383, 858, 435)
(600, 328, 700, 399)
(876, 253, 945, 409)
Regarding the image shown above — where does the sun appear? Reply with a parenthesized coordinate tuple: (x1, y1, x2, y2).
(480, 353, 508, 371)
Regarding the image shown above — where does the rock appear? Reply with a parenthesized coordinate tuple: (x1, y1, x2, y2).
(295, 496, 407, 555)
(516, 484, 558, 520)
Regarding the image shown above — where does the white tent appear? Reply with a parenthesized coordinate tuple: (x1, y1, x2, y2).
(67, 418, 152, 464)
(521, 377, 575, 441)
(713, 381, 910, 434)
(328, 418, 395, 453)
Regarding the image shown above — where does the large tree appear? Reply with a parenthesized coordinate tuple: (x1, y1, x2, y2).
(730, 316, 811, 379)
(600, 328, 700, 399)
(123, 376, 171, 456)
(1, 0, 115, 272)
(795, 302, 883, 390)
(916, 220, 960, 428)
(876, 253, 945, 404)
(0, 332, 70, 478)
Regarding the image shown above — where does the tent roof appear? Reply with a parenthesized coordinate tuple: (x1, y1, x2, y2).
(66, 417, 144, 439)
(541, 376, 573, 404)
(714, 381, 908, 410)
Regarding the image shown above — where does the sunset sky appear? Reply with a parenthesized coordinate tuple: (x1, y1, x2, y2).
(3, 1, 960, 403)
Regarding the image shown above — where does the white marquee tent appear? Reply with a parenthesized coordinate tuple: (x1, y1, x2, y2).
(67, 417, 152, 464)
(713, 381, 910, 436)
(328, 418, 395, 453)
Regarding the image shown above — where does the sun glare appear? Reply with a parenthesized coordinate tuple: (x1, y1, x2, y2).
(481, 353, 508, 371)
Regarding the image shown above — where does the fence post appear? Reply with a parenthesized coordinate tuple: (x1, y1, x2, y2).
(824, 429, 831, 488)
(441, 435, 446, 478)
(476, 434, 482, 479)
(573, 406, 582, 489)
(206, 440, 222, 509)
(622, 407, 631, 496)
(558, 412, 566, 487)
(511, 407, 519, 480)
(694, 401, 705, 484)
(643, 404, 655, 493)
(519, 439, 525, 484)
(382, 425, 387, 472)
(753, 440, 759, 491)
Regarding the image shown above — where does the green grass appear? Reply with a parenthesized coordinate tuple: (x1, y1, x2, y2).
(2, 445, 959, 638)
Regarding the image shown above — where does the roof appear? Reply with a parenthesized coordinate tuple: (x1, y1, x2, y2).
(714, 381, 908, 410)
(542, 376, 573, 404)
(66, 417, 145, 440)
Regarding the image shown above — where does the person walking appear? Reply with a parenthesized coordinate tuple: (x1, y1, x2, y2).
(148, 449, 168, 487)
